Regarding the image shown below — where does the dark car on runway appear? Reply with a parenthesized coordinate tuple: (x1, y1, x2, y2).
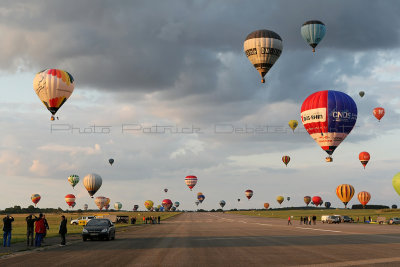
(340, 215, 353, 223)
(82, 218, 115, 241)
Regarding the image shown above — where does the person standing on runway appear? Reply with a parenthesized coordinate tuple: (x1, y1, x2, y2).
(288, 216, 292, 225)
(59, 215, 67, 246)
(3, 214, 14, 247)
(300, 216, 303, 225)
(26, 214, 37, 246)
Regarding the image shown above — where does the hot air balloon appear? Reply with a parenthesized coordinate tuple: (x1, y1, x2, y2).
(109, 158, 114, 165)
(359, 91, 365, 97)
(33, 69, 75, 120)
(282, 156, 290, 167)
(324, 202, 331, 208)
(71, 202, 76, 208)
(304, 196, 311, 206)
(105, 197, 110, 206)
(31, 194, 41, 206)
(83, 204, 88, 211)
(336, 184, 355, 208)
(276, 196, 284, 205)
(114, 202, 122, 211)
(288, 120, 298, 132)
(94, 196, 107, 210)
(195, 201, 200, 206)
(237, 198, 241, 202)
(198, 194, 205, 203)
(164, 188, 168, 193)
(287, 197, 291, 201)
(133, 205, 139, 211)
(393, 173, 400, 196)
(359, 152, 370, 169)
(244, 29, 283, 83)
(174, 202, 180, 208)
(219, 200, 226, 208)
(373, 107, 385, 122)
(162, 199, 173, 211)
(312, 196, 322, 207)
(156, 205, 162, 212)
(83, 173, 102, 198)
(185, 175, 197, 191)
(301, 90, 357, 162)
(144, 200, 154, 211)
(105, 204, 110, 210)
(68, 174, 80, 189)
(301, 20, 326, 52)
(245, 190, 253, 200)
(264, 203, 270, 209)
(358, 191, 371, 208)
(171, 207, 177, 212)
(65, 194, 76, 208)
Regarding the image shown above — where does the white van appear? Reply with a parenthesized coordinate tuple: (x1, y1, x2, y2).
(321, 215, 340, 224)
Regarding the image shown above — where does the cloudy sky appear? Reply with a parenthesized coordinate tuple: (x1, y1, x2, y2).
(1, 0, 400, 211)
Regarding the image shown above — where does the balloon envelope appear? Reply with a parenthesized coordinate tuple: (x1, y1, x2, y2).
(109, 158, 114, 165)
(276, 196, 284, 205)
(31, 194, 41, 206)
(68, 174, 80, 188)
(282, 156, 290, 167)
(301, 90, 357, 158)
(219, 200, 226, 208)
(245, 190, 253, 200)
(33, 69, 75, 117)
(264, 203, 270, 209)
(304, 196, 311, 206)
(185, 175, 197, 190)
(301, 20, 326, 52)
(114, 202, 122, 211)
(144, 200, 154, 211)
(312, 196, 321, 206)
(373, 107, 385, 121)
(162, 199, 173, 211)
(359, 152, 370, 169)
(336, 184, 355, 208)
(244, 29, 283, 83)
(94, 196, 107, 210)
(83, 173, 102, 198)
(357, 191, 371, 207)
(324, 202, 331, 208)
(288, 120, 298, 132)
(65, 194, 76, 207)
(359, 91, 365, 97)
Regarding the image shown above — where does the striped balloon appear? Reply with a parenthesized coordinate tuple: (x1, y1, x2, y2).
(94, 196, 107, 210)
(185, 175, 198, 191)
(68, 174, 80, 188)
(65, 194, 76, 207)
(83, 173, 102, 198)
(357, 191, 371, 207)
(336, 184, 355, 208)
(282, 155, 290, 167)
(244, 29, 283, 83)
(114, 202, 122, 211)
(31, 194, 41, 206)
(301, 20, 326, 52)
(245, 190, 253, 200)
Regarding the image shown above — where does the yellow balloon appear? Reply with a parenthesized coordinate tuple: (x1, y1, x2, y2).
(144, 200, 154, 211)
(276, 196, 284, 205)
(288, 120, 298, 132)
(393, 173, 400, 196)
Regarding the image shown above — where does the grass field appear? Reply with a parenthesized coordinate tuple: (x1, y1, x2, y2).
(227, 209, 400, 223)
(0, 211, 180, 244)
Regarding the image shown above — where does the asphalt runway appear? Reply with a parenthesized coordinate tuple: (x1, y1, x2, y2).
(2, 212, 400, 266)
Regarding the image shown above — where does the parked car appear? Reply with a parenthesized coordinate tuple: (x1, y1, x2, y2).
(340, 215, 353, 223)
(71, 216, 95, 225)
(82, 218, 116, 241)
(321, 215, 340, 224)
(388, 218, 400, 225)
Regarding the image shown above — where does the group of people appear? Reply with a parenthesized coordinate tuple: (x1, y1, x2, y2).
(294, 216, 318, 225)
(2, 214, 67, 247)
(143, 216, 161, 224)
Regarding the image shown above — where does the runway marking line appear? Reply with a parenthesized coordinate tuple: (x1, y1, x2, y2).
(295, 227, 342, 233)
(299, 256, 400, 267)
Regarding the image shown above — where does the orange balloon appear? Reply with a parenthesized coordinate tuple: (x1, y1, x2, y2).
(357, 191, 371, 207)
(373, 107, 385, 121)
(359, 151, 370, 169)
(263, 203, 270, 209)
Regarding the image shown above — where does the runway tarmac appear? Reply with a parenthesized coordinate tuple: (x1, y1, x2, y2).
(2, 212, 400, 266)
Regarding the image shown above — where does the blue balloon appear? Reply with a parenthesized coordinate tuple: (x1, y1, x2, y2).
(301, 20, 326, 52)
